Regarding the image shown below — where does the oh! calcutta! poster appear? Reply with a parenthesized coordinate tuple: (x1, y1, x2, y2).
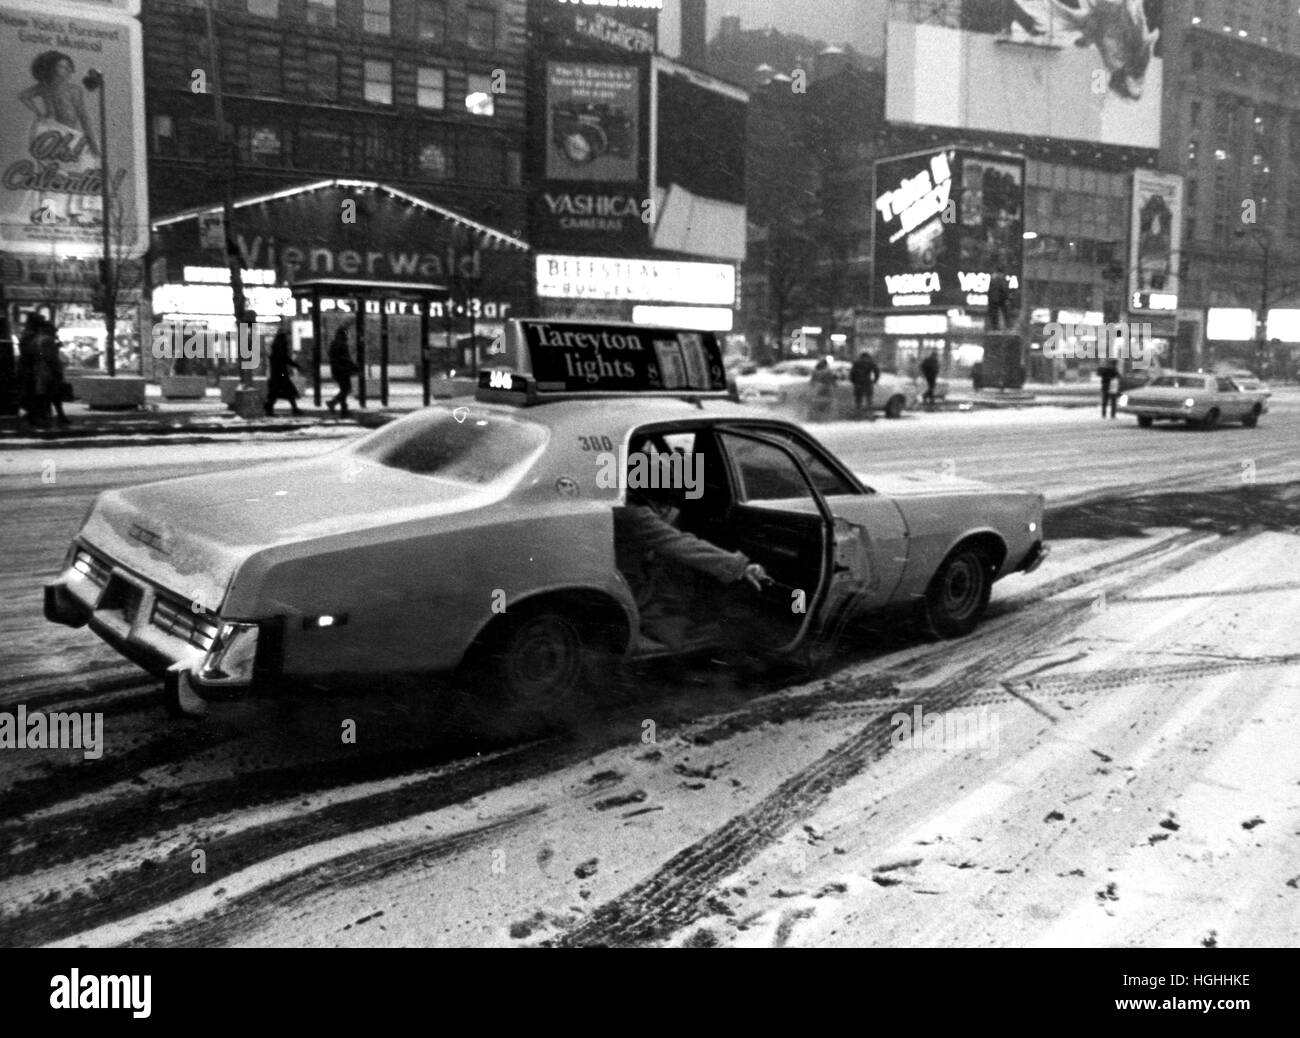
(0, 0, 148, 258)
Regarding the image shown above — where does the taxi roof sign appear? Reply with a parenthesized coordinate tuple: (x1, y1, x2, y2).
(475, 318, 730, 404)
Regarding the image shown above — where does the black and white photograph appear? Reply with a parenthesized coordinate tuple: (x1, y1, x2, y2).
(0, 0, 1295, 1001)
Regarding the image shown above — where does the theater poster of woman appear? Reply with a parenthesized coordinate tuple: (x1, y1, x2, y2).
(0, 1, 148, 258)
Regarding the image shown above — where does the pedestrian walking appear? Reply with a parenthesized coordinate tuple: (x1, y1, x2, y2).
(263, 329, 302, 416)
(1097, 362, 1119, 418)
(920, 350, 940, 410)
(971, 360, 984, 394)
(849, 350, 880, 420)
(326, 326, 357, 417)
(807, 356, 838, 422)
(36, 319, 71, 426)
(16, 313, 44, 427)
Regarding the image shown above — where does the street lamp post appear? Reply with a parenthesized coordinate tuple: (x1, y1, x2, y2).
(81, 68, 114, 377)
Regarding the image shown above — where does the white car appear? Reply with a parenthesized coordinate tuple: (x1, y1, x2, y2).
(735, 359, 942, 419)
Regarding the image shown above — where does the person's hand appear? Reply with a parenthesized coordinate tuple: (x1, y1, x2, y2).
(742, 563, 771, 590)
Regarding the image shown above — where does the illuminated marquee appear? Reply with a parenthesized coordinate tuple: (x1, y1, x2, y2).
(535, 254, 735, 306)
(875, 152, 952, 244)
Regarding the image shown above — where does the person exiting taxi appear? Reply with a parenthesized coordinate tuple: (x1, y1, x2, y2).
(327, 326, 357, 417)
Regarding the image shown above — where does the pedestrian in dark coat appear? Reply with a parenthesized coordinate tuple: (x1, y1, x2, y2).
(16, 313, 44, 426)
(849, 350, 880, 420)
(36, 320, 70, 425)
(1097, 362, 1120, 418)
(326, 327, 357, 417)
(920, 350, 940, 409)
(263, 330, 302, 415)
(971, 361, 984, 394)
(807, 357, 838, 422)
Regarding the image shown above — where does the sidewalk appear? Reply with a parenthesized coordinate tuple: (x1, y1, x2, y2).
(0, 379, 455, 449)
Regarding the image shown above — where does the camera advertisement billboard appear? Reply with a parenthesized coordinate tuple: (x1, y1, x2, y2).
(546, 62, 640, 183)
(886, 1, 1163, 150)
(0, 0, 149, 258)
(872, 147, 1025, 312)
(1129, 169, 1182, 313)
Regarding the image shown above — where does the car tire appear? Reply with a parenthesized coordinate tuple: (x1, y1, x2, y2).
(1200, 408, 1220, 431)
(919, 545, 993, 639)
(1242, 405, 1261, 428)
(1137, 415, 1153, 428)
(884, 395, 905, 419)
(462, 605, 597, 734)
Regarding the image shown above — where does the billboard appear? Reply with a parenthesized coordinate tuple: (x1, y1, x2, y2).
(649, 57, 747, 262)
(872, 147, 1025, 311)
(0, 0, 149, 258)
(532, 0, 659, 55)
(1129, 168, 1182, 313)
(886, 1, 1163, 149)
(546, 62, 640, 183)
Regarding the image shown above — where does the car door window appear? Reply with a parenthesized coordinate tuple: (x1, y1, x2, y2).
(732, 425, 858, 497)
(724, 435, 815, 503)
(1216, 377, 1237, 392)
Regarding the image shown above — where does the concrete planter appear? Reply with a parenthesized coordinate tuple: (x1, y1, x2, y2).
(66, 376, 147, 410)
(219, 377, 268, 408)
(230, 387, 267, 419)
(159, 375, 209, 400)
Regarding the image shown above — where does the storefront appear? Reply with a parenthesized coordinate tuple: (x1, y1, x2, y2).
(150, 179, 531, 400)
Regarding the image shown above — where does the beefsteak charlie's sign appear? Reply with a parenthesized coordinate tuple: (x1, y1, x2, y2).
(0, 1, 149, 258)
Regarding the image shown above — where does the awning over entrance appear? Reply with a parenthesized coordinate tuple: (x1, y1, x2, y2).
(150, 179, 532, 408)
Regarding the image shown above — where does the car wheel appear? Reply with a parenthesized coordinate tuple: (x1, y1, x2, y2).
(462, 606, 596, 734)
(1200, 408, 1220, 431)
(884, 395, 905, 419)
(1137, 415, 1153, 428)
(1242, 404, 1261, 428)
(920, 545, 993, 639)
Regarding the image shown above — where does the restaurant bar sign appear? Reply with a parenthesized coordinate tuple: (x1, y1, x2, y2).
(0, 0, 149, 258)
(512, 318, 725, 393)
(871, 146, 1025, 311)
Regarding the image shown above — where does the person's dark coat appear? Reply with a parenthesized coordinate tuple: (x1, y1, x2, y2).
(850, 353, 879, 389)
(328, 330, 356, 380)
(267, 331, 299, 400)
(920, 353, 940, 382)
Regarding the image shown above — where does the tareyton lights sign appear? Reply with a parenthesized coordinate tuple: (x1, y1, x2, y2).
(535, 254, 735, 305)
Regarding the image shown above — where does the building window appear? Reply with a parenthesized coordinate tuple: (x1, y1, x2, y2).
(465, 73, 494, 116)
(417, 67, 446, 110)
(506, 148, 521, 187)
(246, 0, 278, 16)
(1189, 101, 1201, 128)
(364, 0, 391, 34)
(241, 125, 283, 165)
(306, 0, 335, 28)
(364, 60, 393, 105)
(417, 136, 453, 179)
(467, 6, 496, 50)
(418, 0, 447, 43)
(296, 127, 350, 171)
(248, 43, 282, 94)
(460, 140, 502, 184)
(152, 114, 177, 157)
(306, 50, 338, 101)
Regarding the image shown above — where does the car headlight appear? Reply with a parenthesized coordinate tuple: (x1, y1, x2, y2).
(199, 621, 260, 683)
(1183, 397, 1196, 409)
(1117, 394, 1129, 406)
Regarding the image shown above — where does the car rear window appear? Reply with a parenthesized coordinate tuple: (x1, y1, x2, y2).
(352, 409, 548, 484)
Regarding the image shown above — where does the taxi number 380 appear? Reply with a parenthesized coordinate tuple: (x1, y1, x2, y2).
(577, 435, 615, 452)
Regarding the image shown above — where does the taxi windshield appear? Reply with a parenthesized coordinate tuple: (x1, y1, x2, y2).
(352, 409, 548, 484)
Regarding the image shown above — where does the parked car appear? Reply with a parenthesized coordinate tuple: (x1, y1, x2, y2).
(45, 320, 1044, 719)
(734, 359, 945, 419)
(1117, 372, 1269, 429)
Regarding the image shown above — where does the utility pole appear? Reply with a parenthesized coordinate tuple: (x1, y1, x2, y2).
(82, 69, 114, 377)
(203, 0, 253, 394)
